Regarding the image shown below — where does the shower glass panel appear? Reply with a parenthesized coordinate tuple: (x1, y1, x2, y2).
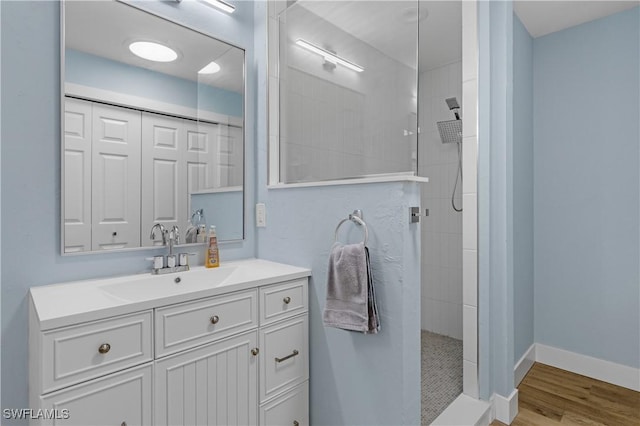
(278, 0, 419, 183)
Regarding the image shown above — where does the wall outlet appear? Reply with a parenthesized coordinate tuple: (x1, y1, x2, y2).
(256, 203, 266, 227)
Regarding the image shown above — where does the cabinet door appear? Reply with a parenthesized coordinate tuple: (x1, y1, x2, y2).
(91, 103, 141, 251)
(39, 363, 152, 426)
(259, 315, 308, 403)
(155, 331, 258, 426)
(217, 124, 243, 188)
(63, 98, 92, 253)
(183, 121, 218, 229)
(141, 113, 186, 246)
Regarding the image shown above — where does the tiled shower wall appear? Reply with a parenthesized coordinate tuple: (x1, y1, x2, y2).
(419, 61, 463, 339)
(279, 4, 416, 183)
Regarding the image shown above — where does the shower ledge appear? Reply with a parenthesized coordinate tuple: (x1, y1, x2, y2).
(269, 174, 429, 190)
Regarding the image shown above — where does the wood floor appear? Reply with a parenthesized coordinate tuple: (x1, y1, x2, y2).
(491, 363, 640, 426)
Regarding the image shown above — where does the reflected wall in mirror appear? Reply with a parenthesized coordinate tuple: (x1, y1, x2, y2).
(277, 0, 418, 183)
(62, 0, 245, 254)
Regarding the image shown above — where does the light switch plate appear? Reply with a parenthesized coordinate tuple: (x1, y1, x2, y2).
(256, 203, 266, 227)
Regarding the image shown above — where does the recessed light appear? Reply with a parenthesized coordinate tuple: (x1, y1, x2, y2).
(129, 41, 178, 63)
(198, 61, 221, 74)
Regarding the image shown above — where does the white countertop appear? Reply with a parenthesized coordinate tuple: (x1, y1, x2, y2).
(30, 258, 311, 330)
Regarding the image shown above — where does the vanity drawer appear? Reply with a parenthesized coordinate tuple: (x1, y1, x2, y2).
(39, 363, 152, 426)
(155, 289, 258, 357)
(259, 279, 308, 326)
(259, 315, 309, 402)
(259, 381, 309, 426)
(41, 311, 153, 393)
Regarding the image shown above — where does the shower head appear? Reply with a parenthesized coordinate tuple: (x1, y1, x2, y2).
(437, 119, 462, 144)
(445, 97, 461, 120)
(445, 97, 460, 110)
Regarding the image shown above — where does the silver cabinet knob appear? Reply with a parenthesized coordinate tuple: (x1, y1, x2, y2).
(293, 421, 299, 426)
(98, 343, 111, 354)
(251, 348, 259, 356)
(210, 315, 220, 324)
(283, 296, 291, 304)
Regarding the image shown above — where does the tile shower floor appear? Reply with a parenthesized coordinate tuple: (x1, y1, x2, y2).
(421, 330, 463, 425)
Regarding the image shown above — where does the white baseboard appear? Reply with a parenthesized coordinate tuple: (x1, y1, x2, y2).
(513, 344, 536, 387)
(493, 389, 518, 425)
(431, 394, 491, 426)
(535, 343, 640, 392)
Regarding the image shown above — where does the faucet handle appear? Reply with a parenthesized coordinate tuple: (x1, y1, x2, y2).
(171, 226, 180, 245)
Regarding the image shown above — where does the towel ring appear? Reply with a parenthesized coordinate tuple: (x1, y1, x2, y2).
(334, 215, 369, 245)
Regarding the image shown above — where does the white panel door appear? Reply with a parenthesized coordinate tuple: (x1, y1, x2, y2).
(217, 124, 244, 187)
(155, 331, 258, 426)
(91, 103, 141, 251)
(183, 121, 218, 229)
(63, 98, 92, 253)
(141, 113, 185, 247)
(39, 364, 152, 426)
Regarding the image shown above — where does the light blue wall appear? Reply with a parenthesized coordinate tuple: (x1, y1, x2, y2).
(477, 0, 516, 400)
(0, 0, 256, 416)
(256, 183, 422, 425)
(512, 15, 534, 364)
(66, 48, 243, 118)
(191, 190, 243, 241)
(533, 7, 640, 368)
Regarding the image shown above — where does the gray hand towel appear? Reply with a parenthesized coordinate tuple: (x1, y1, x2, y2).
(323, 242, 380, 333)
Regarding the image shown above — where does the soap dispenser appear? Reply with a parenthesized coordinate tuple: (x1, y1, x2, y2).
(205, 225, 220, 268)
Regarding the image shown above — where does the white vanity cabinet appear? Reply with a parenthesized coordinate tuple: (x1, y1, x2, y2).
(29, 260, 310, 426)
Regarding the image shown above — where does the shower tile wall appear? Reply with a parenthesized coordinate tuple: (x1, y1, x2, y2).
(419, 60, 463, 339)
(282, 66, 415, 182)
(280, 4, 416, 183)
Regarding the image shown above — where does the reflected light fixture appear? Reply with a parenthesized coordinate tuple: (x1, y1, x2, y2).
(201, 0, 235, 14)
(295, 39, 364, 73)
(198, 61, 221, 74)
(129, 41, 177, 62)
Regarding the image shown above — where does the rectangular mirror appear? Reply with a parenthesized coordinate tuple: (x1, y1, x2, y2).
(62, 0, 245, 254)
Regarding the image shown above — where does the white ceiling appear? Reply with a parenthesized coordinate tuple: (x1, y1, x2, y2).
(296, 0, 462, 72)
(515, 1, 640, 38)
(65, 1, 244, 93)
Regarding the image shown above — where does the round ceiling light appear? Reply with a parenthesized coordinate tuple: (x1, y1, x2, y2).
(129, 41, 178, 62)
(198, 61, 221, 74)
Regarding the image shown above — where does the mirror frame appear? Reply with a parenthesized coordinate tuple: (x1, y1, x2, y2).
(60, 0, 247, 256)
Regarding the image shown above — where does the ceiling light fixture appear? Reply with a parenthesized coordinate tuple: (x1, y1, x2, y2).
(295, 39, 364, 73)
(201, 0, 235, 14)
(198, 61, 221, 74)
(129, 41, 177, 62)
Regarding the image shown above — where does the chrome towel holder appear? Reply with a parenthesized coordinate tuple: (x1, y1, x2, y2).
(334, 209, 369, 245)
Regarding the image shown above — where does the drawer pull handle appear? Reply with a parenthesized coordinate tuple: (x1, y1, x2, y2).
(210, 315, 220, 324)
(283, 296, 291, 304)
(98, 343, 111, 354)
(121, 423, 127, 426)
(275, 349, 299, 363)
(251, 348, 260, 356)
(293, 422, 299, 426)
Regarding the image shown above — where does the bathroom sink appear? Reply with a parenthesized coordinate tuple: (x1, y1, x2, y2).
(100, 266, 237, 302)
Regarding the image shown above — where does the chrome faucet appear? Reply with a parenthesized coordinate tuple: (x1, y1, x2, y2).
(149, 224, 190, 275)
(150, 223, 167, 245)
